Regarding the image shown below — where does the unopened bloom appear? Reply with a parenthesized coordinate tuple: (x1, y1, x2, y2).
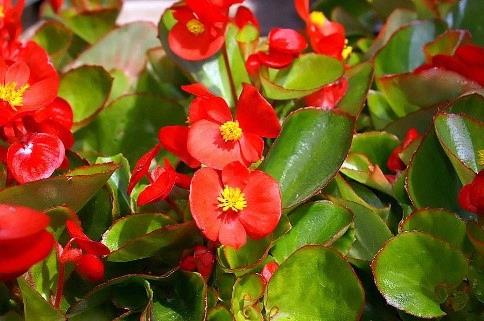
(261, 261, 279, 284)
(179, 245, 215, 279)
(0, 204, 54, 280)
(459, 171, 484, 216)
(189, 161, 281, 248)
(387, 128, 421, 173)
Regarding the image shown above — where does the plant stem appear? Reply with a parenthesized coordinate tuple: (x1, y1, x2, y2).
(222, 43, 238, 104)
(166, 197, 184, 220)
(54, 244, 65, 309)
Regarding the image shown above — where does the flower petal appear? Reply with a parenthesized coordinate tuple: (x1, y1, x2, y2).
(239, 133, 263, 164)
(268, 28, 307, 55)
(257, 51, 294, 69)
(158, 126, 200, 168)
(0, 204, 50, 241)
(21, 76, 59, 111)
(7, 133, 65, 184)
(218, 215, 247, 249)
(239, 171, 282, 239)
(5, 61, 30, 86)
(75, 254, 105, 282)
(221, 161, 250, 189)
(188, 96, 232, 124)
(294, 0, 310, 22)
(234, 6, 260, 30)
(128, 144, 161, 194)
(189, 167, 223, 241)
(137, 168, 176, 206)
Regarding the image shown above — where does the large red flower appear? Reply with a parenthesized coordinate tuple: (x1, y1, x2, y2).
(415, 44, 484, 86)
(0, 204, 54, 280)
(189, 162, 282, 248)
(187, 83, 281, 169)
(294, 0, 349, 60)
(168, 0, 240, 61)
(459, 171, 484, 216)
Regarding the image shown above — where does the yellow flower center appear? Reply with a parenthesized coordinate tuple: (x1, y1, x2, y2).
(0, 82, 29, 108)
(342, 39, 353, 60)
(186, 19, 205, 35)
(309, 11, 326, 27)
(478, 150, 484, 166)
(0, 5, 5, 19)
(219, 121, 242, 142)
(217, 186, 247, 212)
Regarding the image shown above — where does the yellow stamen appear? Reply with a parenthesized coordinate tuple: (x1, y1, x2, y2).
(309, 11, 326, 27)
(186, 19, 205, 35)
(219, 121, 242, 142)
(0, 5, 5, 19)
(217, 186, 247, 212)
(0, 82, 29, 108)
(342, 39, 353, 59)
(478, 150, 484, 166)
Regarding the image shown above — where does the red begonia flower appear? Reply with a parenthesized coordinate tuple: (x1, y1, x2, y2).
(415, 44, 484, 86)
(261, 261, 279, 284)
(386, 128, 421, 173)
(168, 0, 235, 61)
(294, 0, 348, 60)
(234, 6, 259, 30)
(158, 126, 201, 168)
(180, 245, 215, 279)
(7, 132, 65, 183)
(459, 171, 484, 215)
(128, 144, 161, 194)
(65, 220, 110, 257)
(246, 28, 307, 75)
(304, 77, 348, 109)
(0, 204, 54, 280)
(74, 254, 105, 282)
(189, 162, 282, 248)
(0, 0, 24, 59)
(187, 84, 280, 169)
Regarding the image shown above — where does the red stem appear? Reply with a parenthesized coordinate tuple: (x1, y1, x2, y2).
(54, 244, 65, 309)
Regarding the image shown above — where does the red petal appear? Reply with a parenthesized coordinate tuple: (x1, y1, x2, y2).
(181, 83, 214, 97)
(75, 254, 105, 282)
(236, 84, 281, 138)
(128, 144, 161, 194)
(5, 61, 29, 86)
(470, 171, 484, 214)
(35, 120, 74, 149)
(262, 261, 279, 284)
(158, 126, 200, 168)
(137, 167, 176, 206)
(269, 28, 307, 55)
(239, 133, 263, 164)
(193, 245, 215, 279)
(17, 42, 57, 82)
(180, 255, 197, 271)
(294, 0, 310, 22)
(459, 184, 477, 213)
(257, 51, 295, 69)
(188, 96, 232, 124)
(66, 220, 87, 240)
(21, 76, 59, 111)
(0, 231, 54, 280)
(175, 173, 192, 189)
(246, 54, 261, 75)
(186, 0, 228, 24)
(218, 215, 247, 249)
(7, 133, 65, 184)
(0, 204, 50, 241)
(304, 78, 348, 109)
(189, 167, 223, 241)
(187, 119, 245, 169)
(221, 161, 250, 189)
(386, 147, 405, 173)
(239, 171, 281, 239)
(234, 6, 260, 30)
(34, 97, 73, 130)
(311, 31, 346, 59)
(74, 238, 110, 257)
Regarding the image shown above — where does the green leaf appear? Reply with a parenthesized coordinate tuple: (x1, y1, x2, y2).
(337, 62, 374, 117)
(446, 0, 484, 45)
(374, 20, 446, 76)
(260, 53, 344, 100)
(370, 0, 415, 18)
(399, 208, 466, 248)
(423, 29, 472, 60)
(384, 105, 437, 139)
(58, 65, 113, 130)
(231, 274, 265, 321)
(261, 109, 354, 209)
(265, 246, 364, 321)
(434, 113, 484, 183)
(74, 94, 185, 165)
(32, 20, 73, 68)
(271, 201, 353, 263)
(367, 90, 397, 129)
(407, 130, 462, 212)
(208, 306, 233, 321)
(372, 232, 468, 318)
(18, 278, 65, 321)
(0, 163, 117, 211)
(107, 221, 202, 262)
(70, 22, 159, 78)
(467, 222, 484, 256)
(350, 131, 400, 170)
(448, 92, 484, 121)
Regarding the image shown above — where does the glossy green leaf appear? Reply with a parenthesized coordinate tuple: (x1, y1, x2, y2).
(337, 62, 374, 117)
(59, 65, 113, 129)
(399, 208, 466, 248)
(0, 163, 117, 211)
(407, 130, 462, 211)
(423, 29, 472, 60)
(18, 278, 64, 321)
(231, 274, 264, 321)
(261, 109, 354, 209)
(434, 113, 484, 183)
(384, 106, 436, 139)
(374, 20, 446, 76)
(467, 222, 484, 256)
(74, 94, 185, 164)
(70, 22, 159, 78)
(265, 246, 364, 321)
(448, 92, 484, 121)
(370, 0, 415, 18)
(208, 306, 234, 321)
(32, 20, 73, 68)
(107, 221, 202, 262)
(351, 131, 400, 170)
(260, 54, 344, 100)
(271, 201, 353, 263)
(446, 0, 484, 45)
(372, 232, 468, 318)
(367, 90, 397, 129)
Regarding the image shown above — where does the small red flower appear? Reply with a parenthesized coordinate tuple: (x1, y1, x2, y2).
(179, 245, 215, 279)
(415, 44, 484, 86)
(387, 128, 421, 173)
(234, 5, 259, 30)
(294, 0, 349, 60)
(189, 161, 282, 249)
(61, 220, 110, 282)
(0, 204, 54, 280)
(168, 0, 238, 61)
(304, 77, 348, 109)
(261, 261, 279, 284)
(187, 83, 281, 169)
(246, 28, 307, 75)
(459, 171, 484, 216)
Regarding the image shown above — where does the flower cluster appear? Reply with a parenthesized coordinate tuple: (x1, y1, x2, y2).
(0, 0, 73, 184)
